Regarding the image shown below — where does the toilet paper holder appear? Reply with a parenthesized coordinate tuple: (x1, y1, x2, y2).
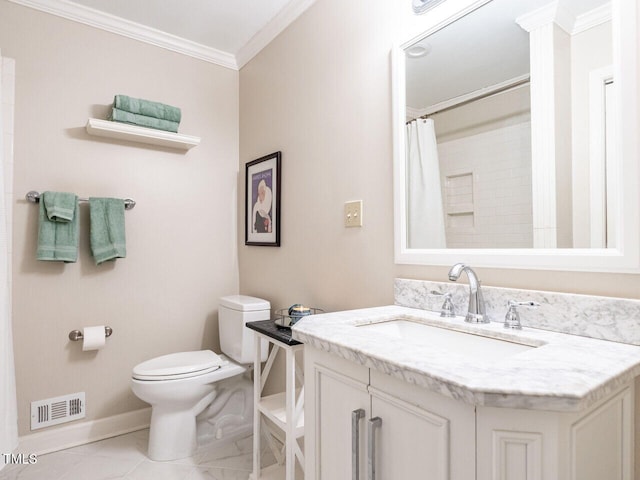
(69, 326, 113, 341)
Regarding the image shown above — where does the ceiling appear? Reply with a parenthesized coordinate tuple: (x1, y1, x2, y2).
(70, 0, 293, 54)
(406, 0, 611, 111)
(8, 0, 315, 69)
(11, 0, 608, 76)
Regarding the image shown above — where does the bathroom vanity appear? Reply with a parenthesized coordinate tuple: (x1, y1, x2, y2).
(293, 304, 640, 480)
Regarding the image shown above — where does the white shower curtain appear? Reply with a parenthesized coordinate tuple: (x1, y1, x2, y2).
(406, 118, 446, 248)
(0, 52, 18, 468)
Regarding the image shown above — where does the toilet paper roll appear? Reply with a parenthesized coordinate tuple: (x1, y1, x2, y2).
(82, 326, 106, 351)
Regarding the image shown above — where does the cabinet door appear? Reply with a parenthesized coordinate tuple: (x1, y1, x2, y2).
(370, 371, 475, 480)
(305, 347, 370, 480)
(476, 406, 554, 480)
(476, 386, 633, 480)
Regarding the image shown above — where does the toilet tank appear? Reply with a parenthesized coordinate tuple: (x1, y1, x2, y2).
(219, 295, 270, 364)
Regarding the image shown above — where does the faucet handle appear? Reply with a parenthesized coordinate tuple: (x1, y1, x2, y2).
(504, 300, 540, 329)
(430, 291, 456, 318)
(440, 293, 456, 318)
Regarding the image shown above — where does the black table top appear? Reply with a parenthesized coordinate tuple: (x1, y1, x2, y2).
(246, 319, 302, 346)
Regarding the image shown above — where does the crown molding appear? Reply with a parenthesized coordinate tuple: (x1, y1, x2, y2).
(516, 1, 612, 36)
(8, 0, 238, 69)
(516, 1, 574, 34)
(235, 0, 317, 69)
(9, 0, 318, 70)
(572, 3, 611, 35)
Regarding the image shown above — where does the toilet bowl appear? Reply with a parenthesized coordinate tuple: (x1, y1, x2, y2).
(131, 351, 245, 461)
(131, 295, 270, 461)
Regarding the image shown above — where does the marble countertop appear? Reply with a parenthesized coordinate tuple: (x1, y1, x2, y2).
(291, 305, 640, 412)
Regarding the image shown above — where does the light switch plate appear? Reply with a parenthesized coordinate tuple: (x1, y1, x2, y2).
(344, 200, 363, 227)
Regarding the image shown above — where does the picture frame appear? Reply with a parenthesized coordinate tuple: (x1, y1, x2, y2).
(245, 151, 281, 246)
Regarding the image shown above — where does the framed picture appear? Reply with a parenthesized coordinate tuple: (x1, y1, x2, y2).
(245, 151, 281, 246)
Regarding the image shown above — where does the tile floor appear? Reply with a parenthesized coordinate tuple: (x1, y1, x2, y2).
(0, 429, 275, 480)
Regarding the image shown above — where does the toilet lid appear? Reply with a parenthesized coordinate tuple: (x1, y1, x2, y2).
(132, 350, 225, 379)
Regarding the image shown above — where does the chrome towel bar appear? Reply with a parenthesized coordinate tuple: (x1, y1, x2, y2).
(25, 191, 136, 210)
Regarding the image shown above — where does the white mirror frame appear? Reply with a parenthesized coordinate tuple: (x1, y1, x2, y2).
(393, 0, 639, 272)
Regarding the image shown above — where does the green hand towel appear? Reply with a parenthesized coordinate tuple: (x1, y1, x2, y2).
(43, 191, 76, 222)
(89, 198, 127, 265)
(109, 108, 179, 133)
(37, 192, 79, 262)
(113, 95, 182, 123)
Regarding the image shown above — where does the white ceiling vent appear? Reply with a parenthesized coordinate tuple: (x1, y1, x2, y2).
(31, 392, 86, 430)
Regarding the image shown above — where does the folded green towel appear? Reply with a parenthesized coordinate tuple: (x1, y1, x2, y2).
(89, 198, 127, 265)
(43, 191, 76, 222)
(113, 95, 182, 123)
(37, 192, 79, 263)
(109, 108, 179, 133)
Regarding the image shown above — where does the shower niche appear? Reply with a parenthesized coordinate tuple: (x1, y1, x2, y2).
(443, 172, 475, 247)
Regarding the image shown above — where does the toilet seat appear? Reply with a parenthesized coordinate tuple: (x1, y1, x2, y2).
(132, 350, 227, 381)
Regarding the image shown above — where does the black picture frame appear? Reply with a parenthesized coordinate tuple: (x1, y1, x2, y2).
(245, 151, 281, 246)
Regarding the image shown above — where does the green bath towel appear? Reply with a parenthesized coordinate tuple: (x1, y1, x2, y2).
(109, 108, 179, 133)
(37, 192, 79, 263)
(89, 198, 126, 265)
(113, 95, 182, 123)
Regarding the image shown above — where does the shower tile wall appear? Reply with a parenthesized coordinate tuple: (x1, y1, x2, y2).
(438, 122, 533, 248)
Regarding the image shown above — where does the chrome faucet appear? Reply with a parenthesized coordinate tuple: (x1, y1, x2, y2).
(448, 263, 490, 323)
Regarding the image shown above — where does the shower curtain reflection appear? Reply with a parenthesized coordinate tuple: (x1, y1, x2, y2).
(0, 53, 18, 468)
(406, 118, 446, 248)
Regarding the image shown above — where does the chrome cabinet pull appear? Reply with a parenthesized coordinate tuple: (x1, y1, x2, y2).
(367, 417, 382, 480)
(352, 409, 365, 480)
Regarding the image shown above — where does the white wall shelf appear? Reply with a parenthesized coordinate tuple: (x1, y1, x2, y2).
(85, 118, 200, 150)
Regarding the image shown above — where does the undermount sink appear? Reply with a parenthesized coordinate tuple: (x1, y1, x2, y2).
(357, 317, 536, 363)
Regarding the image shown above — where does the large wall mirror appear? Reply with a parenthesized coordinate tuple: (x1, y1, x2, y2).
(392, 0, 639, 272)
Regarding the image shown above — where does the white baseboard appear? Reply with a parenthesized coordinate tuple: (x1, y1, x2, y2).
(17, 408, 151, 456)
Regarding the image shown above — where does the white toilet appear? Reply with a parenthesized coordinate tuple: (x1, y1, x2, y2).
(131, 295, 270, 461)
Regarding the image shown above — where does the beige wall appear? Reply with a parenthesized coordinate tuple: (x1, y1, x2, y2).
(2, 0, 638, 444)
(0, 2, 239, 435)
(433, 86, 531, 142)
(238, 0, 639, 308)
(239, 0, 398, 313)
(238, 0, 639, 462)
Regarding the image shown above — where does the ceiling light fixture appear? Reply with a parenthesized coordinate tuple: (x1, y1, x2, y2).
(406, 44, 431, 58)
(412, 0, 447, 15)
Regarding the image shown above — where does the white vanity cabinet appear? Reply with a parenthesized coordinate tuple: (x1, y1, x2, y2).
(368, 369, 475, 480)
(304, 345, 634, 480)
(304, 346, 475, 480)
(476, 388, 634, 480)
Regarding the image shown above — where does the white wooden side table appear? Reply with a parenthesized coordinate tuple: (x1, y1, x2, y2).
(247, 320, 305, 480)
